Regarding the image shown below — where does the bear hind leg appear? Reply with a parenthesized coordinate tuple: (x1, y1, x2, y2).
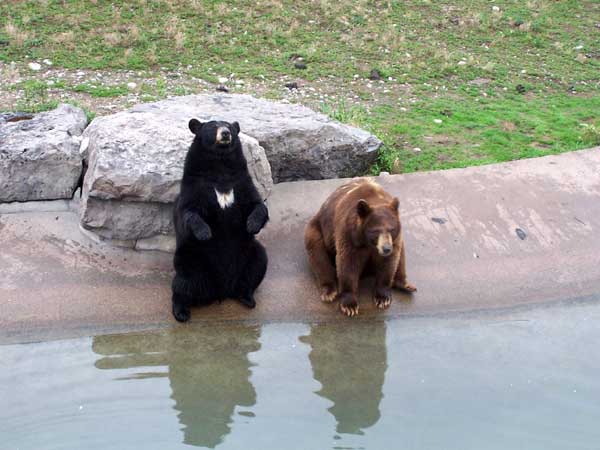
(171, 272, 218, 322)
(304, 220, 338, 303)
(393, 240, 417, 293)
(172, 292, 193, 322)
(233, 240, 268, 309)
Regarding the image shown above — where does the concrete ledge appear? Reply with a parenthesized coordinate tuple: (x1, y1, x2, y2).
(1, 147, 600, 343)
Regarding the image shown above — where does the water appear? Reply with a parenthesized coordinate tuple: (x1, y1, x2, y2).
(2, 303, 600, 450)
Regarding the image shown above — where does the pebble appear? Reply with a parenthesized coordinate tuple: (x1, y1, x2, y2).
(28, 62, 42, 71)
(218, 76, 228, 83)
(434, 119, 443, 124)
(413, 147, 422, 152)
(127, 82, 137, 89)
(369, 69, 382, 81)
(492, 5, 500, 12)
(457, 61, 467, 66)
(43, 59, 53, 66)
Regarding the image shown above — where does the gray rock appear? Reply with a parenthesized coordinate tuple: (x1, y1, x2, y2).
(79, 94, 381, 243)
(80, 103, 273, 240)
(129, 94, 381, 182)
(0, 104, 88, 202)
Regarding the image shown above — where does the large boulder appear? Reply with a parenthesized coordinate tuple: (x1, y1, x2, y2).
(79, 94, 381, 246)
(80, 106, 273, 242)
(129, 94, 382, 182)
(0, 104, 87, 202)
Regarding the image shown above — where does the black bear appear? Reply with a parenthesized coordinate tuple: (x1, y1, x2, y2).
(171, 119, 269, 322)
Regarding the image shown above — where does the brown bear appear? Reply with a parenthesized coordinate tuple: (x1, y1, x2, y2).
(304, 178, 416, 316)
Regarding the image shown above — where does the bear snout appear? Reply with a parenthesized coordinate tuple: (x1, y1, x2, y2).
(376, 233, 394, 257)
(216, 127, 231, 144)
(381, 244, 393, 256)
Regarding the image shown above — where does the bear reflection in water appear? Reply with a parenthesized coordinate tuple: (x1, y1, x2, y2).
(92, 324, 260, 448)
(300, 321, 387, 436)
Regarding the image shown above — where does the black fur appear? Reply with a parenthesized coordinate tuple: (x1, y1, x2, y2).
(171, 119, 269, 322)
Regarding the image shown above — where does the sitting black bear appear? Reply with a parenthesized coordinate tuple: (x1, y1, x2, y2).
(171, 119, 269, 322)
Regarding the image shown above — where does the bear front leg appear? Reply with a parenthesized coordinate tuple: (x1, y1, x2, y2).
(247, 202, 269, 235)
(183, 210, 212, 241)
(373, 253, 399, 309)
(393, 240, 417, 293)
(336, 251, 365, 317)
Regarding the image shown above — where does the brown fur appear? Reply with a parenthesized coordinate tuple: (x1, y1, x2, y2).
(304, 178, 416, 317)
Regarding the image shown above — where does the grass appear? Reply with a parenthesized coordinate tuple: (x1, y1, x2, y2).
(72, 83, 129, 98)
(12, 79, 59, 113)
(1, 0, 599, 173)
(368, 93, 600, 173)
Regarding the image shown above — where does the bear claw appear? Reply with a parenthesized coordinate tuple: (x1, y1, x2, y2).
(320, 287, 338, 303)
(340, 303, 359, 317)
(339, 296, 359, 317)
(374, 295, 392, 309)
(374, 288, 392, 309)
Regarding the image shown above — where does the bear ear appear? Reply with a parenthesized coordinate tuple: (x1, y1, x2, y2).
(356, 199, 372, 218)
(188, 119, 204, 135)
(389, 197, 399, 211)
(231, 121, 240, 134)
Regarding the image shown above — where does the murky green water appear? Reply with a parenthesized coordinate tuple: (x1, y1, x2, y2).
(2, 303, 600, 450)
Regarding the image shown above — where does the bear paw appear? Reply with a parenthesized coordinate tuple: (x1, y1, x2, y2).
(374, 288, 392, 309)
(238, 296, 256, 309)
(339, 295, 359, 317)
(320, 285, 338, 303)
(246, 216, 265, 235)
(193, 225, 212, 241)
(395, 281, 417, 293)
(172, 303, 191, 322)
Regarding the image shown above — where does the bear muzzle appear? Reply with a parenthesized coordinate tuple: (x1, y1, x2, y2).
(216, 127, 232, 145)
(376, 233, 394, 257)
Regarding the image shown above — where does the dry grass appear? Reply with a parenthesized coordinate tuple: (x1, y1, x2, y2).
(4, 22, 29, 46)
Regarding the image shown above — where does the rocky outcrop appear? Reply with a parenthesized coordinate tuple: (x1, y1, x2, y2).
(0, 104, 87, 202)
(79, 106, 273, 241)
(130, 94, 382, 182)
(1, 96, 382, 248)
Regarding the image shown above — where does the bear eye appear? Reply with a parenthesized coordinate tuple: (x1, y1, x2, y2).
(367, 230, 378, 239)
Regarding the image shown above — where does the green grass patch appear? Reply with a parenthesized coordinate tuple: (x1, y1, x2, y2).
(12, 79, 58, 113)
(360, 93, 600, 173)
(0, 0, 598, 88)
(72, 83, 128, 97)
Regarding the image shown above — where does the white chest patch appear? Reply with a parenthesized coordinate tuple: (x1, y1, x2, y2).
(215, 188, 235, 209)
